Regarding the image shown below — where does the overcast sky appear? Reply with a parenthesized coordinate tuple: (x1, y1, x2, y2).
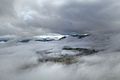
(0, 0, 120, 36)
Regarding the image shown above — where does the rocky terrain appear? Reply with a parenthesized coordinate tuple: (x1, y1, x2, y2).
(0, 33, 98, 65)
(0, 32, 120, 80)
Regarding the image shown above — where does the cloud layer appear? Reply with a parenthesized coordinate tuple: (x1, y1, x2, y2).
(0, 0, 120, 35)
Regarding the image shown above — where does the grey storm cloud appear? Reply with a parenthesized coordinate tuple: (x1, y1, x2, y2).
(0, 0, 15, 17)
(0, 0, 120, 35)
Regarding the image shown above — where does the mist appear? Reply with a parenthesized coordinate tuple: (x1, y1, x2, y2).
(0, 0, 120, 80)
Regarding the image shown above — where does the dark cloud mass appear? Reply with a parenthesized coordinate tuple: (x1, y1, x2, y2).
(0, 0, 120, 35)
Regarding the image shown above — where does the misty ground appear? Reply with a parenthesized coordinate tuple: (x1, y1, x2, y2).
(0, 32, 120, 80)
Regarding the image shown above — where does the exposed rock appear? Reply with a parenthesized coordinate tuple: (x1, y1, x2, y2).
(58, 36, 67, 40)
(0, 39, 9, 42)
(36, 50, 52, 55)
(18, 39, 31, 43)
(0, 35, 16, 43)
(37, 47, 99, 64)
(33, 34, 67, 42)
(38, 55, 77, 64)
(63, 46, 99, 55)
(35, 39, 55, 42)
(70, 33, 90, 39)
